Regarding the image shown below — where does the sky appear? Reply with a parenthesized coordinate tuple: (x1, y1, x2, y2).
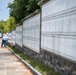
(0, 0, 13, 21)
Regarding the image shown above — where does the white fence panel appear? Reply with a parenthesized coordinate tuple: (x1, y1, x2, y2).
(8, 32, 12, 44)
(41, 0, 76, 61)
(0, 33, 2, 37)
(23, 14, 40, 53)
(16, 25, 22, 47)
(11, 30, 15, 45)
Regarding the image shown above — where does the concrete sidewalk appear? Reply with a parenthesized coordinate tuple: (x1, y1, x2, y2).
(0, 40, 33, 75)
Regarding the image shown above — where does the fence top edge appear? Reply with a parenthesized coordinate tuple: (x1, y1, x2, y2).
(38, 0, 50, 6)
(21, 9, 41, 23)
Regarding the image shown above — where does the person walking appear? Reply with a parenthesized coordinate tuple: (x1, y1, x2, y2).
(1, 33, 9, 47)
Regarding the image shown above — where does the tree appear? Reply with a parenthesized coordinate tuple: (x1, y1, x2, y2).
(8, 0, 29, 23)
(0, 20, 5, 33)
(26, 0, 40, 13)
(0, 20, 5, 37)
(8, 0, 40, 24)
(4, 17, 16, 32)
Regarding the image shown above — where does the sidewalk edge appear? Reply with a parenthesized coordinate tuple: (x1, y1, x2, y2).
(7, 46, 42, 75)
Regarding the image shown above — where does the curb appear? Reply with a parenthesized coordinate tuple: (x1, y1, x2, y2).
(7, 46, 42, 75)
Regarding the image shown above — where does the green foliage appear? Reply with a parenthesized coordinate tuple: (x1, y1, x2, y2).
(8, 0, 29, 23)
(26, 0, 40, 13)
(8, 0, 40, 24)
(4, 16, 16, 32)
(0, 17, 16, 33)
(0, 20, 5, 33)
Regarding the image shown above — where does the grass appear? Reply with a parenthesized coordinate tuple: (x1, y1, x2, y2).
(8, 45, 61, 75)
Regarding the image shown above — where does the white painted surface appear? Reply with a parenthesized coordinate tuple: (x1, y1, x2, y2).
(0, 33, 2, 37)
(23, 14, 40, 53)
(8, 32, 12, 44)
(41, 0, 76, 61)
(11, 30, 15, 45)
(16, 25, 22, 47)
